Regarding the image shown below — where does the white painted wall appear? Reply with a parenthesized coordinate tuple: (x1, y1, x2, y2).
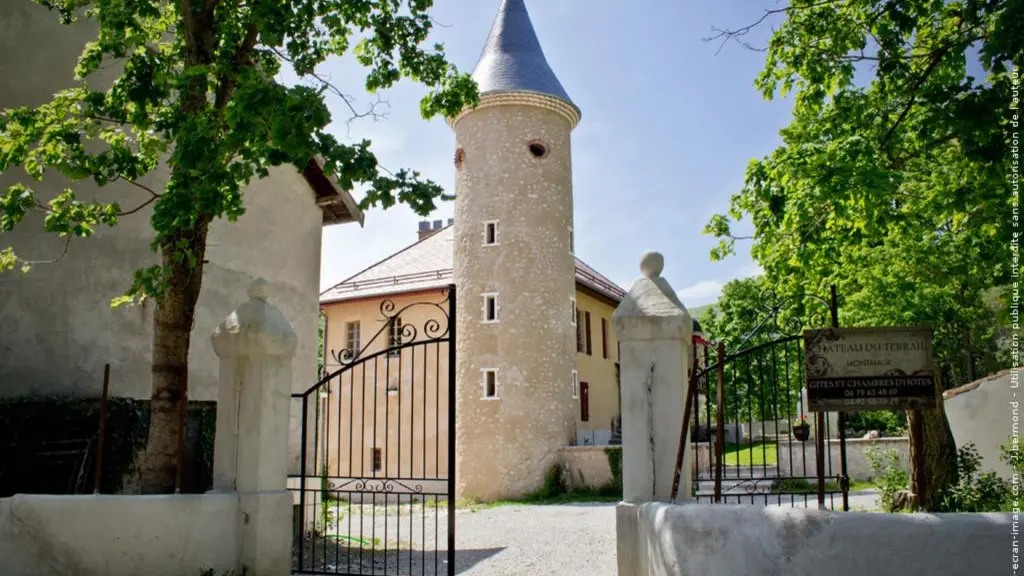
(0, 494, 239, 576)
(945, 370, 1016, 480)
(617, 501, 1012, 576)
(0, 2, 323, 404)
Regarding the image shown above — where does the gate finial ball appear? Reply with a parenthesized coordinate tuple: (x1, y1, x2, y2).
(640, 252, 664, 279)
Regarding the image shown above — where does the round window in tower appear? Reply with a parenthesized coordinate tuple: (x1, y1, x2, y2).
(454, 147, 465, 170)
(527, 139, 549, 159)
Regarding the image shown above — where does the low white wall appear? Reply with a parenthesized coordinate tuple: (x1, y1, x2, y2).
(617, 501, 1012, 576)
(0, 494, 239, 576)
(777, 437, 910, 482)
(945, 370, 1016, 480)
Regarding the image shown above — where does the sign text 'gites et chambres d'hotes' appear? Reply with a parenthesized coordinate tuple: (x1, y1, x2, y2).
(803, 327, 939, 412)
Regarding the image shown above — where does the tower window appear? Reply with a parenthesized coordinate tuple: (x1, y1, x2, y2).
(528, 139, 549, 159)
(570, 297, 577, 326)
(454, 147, 465, 170)
(482, 368, 499, 399)
(482, 293, 499, 323)
(484, 220, 499, 246)
(569, 227, 574, 254)
(571, 369, 579, 399)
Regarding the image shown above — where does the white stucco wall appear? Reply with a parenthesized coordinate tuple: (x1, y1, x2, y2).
(617, 501, 1012, 576)
(0, 3, 322, 404)
(0, 493, 239, 576)
(945, 370, 1016, 480)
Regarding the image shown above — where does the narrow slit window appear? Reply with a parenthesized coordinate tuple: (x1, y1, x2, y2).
(580, 382, 590, 422)
(482, 369, 498, 399)
(570, 298, 577, 326)
(484, 221, 499, 245)
(585, 311, 592, 355)
(577, 309, 585, 353)
(571, 369, 579, 398)
(372, 448, 382, 472)
(483, 293, 499, 323)
(601, 318, 608, 359)
(569, 227, 574, 254)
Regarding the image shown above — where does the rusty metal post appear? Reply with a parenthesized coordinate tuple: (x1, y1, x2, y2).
(670, 348, 699, 500)
(174, 371, 189, 494)
(93, 364, 111, 494)
(714, 342, 725, 503)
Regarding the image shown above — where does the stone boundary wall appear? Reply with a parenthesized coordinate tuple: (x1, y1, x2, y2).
(559, 444, 713, 492)
(0, 493, 239, 576)
(559, 446, 615, 490)
(776, 437, 909, 482)
(617, 501, 1011, 576)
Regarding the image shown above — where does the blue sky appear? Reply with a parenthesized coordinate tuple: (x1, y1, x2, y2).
(312, 1, 794, 307)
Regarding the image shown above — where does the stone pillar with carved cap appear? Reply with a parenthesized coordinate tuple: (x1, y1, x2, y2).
(212, 278, 296, 576)
(612, 252, 693, 576)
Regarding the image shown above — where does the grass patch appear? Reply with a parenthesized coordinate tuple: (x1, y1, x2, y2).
(772, 478, 878, 494)
(723, 442, 778, 466)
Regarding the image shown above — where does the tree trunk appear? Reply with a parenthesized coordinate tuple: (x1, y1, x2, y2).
(907, 400, 958, 511)
(138, 219, 211, 493)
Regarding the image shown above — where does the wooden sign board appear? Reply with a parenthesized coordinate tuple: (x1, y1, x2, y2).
(803, 327, 938, 412)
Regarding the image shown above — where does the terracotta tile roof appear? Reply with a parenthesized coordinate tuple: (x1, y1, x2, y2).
(320, 224, 626, 304)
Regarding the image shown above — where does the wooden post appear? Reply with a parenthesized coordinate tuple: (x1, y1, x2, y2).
(93, 364, 111, 494)
(910, 408, 926, 509)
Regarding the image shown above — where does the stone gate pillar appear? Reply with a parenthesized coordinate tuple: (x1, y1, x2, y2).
(212, 278, 297, 576)
(612, 253, 694, 576)
(612, 252, 693, 502)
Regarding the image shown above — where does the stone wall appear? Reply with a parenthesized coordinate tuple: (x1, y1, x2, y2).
(776, 437, 910, 482)
(0, 494, 239, 576)
(617, 501, 1012, 576)
(452, 96, 578, 502)
(558, 446, 615, 491)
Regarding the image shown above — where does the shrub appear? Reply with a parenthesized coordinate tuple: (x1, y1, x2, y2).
(865, 447, 910, 512)
(937, 443, 1012, 512)
(846, 410, 905, 437)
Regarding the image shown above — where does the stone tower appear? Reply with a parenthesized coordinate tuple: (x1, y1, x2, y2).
(450, 0, 582, 502)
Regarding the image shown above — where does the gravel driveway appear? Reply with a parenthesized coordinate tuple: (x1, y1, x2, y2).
(454, 503, 617, 576)
(296, 501, 617, 575)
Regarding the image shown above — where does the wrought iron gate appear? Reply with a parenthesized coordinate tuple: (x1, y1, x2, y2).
(674, 287, 851, 511)
(292, 286, 456, 575)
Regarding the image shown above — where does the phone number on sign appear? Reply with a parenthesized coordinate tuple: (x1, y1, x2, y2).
(839, 397, 904, 407)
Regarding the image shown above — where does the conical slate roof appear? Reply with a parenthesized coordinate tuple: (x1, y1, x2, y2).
(472, 0, 578, 112)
